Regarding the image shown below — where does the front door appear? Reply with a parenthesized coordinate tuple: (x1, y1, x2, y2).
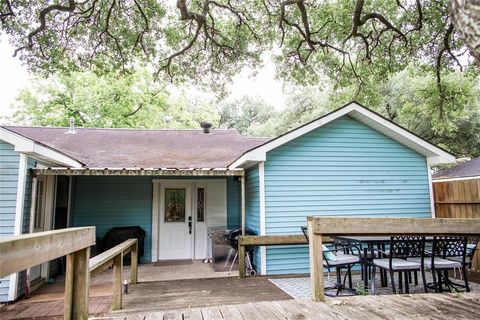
(159, 182, 192, 260)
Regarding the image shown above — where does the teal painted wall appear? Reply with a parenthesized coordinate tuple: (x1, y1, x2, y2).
(72, 176, 153, 262)
(226, 177, 241, 228)
(72, 176, 241, 262)
(245, 165, 261, 270)
(264, 115, 431, 274)
(0, 140, 19, 301)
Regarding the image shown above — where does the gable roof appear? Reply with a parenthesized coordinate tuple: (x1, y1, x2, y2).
(433, 157, 480, 181)
(229, 101, 456, 169)
(1, 126, 269, 169)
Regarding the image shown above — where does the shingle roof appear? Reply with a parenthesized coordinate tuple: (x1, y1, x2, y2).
(433, 157, 480, 180)
(2, 126, 270, 169)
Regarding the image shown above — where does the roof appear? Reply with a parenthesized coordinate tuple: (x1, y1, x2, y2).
(1, 126, 269, 169)
(229, 101, 456, 169)
(433, 157, 480, 181)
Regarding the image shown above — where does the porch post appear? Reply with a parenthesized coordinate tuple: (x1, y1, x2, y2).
(241, 174, 246, 236)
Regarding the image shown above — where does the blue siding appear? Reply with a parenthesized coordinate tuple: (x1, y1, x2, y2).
(264, 116, 431, 274)
(72, 176, 153, 262)
(227, 177, 241, 228)
(245, 165, 261, 271)
(0, 140, 19, 301)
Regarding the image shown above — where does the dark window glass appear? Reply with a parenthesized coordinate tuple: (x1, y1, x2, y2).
(197, 188, 205, 222)
(164, 188, 186, 222)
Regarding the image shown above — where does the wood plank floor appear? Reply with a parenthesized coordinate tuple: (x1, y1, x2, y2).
(95, 293, 480, 320)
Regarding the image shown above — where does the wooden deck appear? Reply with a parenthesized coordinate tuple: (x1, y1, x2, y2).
(98, 293, 480, 320)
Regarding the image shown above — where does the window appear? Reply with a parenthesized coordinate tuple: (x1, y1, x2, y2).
(34, 180, 45, 229)
(197, 188, 205, 222)
(164, 188, 186, 222)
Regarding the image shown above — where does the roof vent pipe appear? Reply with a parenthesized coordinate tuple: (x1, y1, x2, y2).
(66, 117, 76, 134)
(200, 122, 212, 134)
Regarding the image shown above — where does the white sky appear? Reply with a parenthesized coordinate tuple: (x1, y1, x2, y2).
(0, 35, 286, 124)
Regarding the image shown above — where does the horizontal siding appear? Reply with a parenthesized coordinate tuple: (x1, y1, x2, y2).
(226, 177, 241, 228)
(265, 115, 431, 274)
(72, 176, 153, 262)
(245, 165, 261, 271)
(0, 140, 19, 302)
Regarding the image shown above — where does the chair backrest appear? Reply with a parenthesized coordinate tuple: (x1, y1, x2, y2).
(432, 236, 467, 259)
(301, 226, 308, 242)
(389, 236, 425, 259)
(467, 236, 480, 259)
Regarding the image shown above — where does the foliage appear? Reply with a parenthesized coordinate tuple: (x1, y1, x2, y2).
(218, 96, 274, 134)
(0, 0, 477, 93)
(8, 69, 220, 129)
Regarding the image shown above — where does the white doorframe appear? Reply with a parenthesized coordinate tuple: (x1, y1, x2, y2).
(151, 179, 227, 262)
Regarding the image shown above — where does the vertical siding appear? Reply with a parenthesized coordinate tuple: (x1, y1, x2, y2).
(72, 176, 153, 262)
(0, 140, 19, 302)
(226, 177, 241, 228)
(245, 165, 261, 270)
(264, 116, 431, 274)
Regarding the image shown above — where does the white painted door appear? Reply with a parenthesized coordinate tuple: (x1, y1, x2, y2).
(159, 182, 193, 260)
(30, 177, 46, 281)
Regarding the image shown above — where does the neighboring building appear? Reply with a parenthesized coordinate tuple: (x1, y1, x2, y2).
(0, 101, 455, 302)
(433, 157, 480, 181)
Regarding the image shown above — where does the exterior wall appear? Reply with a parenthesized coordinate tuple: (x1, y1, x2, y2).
(72, 176, 153, 262)
(226, 177, 241, 228)
(264, 115, 431, 274)
(72, 176, 242, 263)
(245, 165, 261, 270)
(0, 140, 19, 301)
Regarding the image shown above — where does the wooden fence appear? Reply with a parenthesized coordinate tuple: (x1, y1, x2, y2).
(433, 179, 480, 219)
(306, 217, 480, 302)
(433, 178, 480, 270)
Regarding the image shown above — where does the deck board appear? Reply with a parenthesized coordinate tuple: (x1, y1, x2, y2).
(95, 293, 480, 320)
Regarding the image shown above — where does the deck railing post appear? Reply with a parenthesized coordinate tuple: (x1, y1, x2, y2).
(64, 247, 90, 320)
(239, 239, 246, 278)
(308, 218, 324, 302)
(112, 252, 124, 310)
(131, 240, 138, 284)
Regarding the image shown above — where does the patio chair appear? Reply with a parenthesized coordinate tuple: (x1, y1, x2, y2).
(301, 227, 361, 296)
(411, 236, 469, 293)
(371, 236, 427, 295)
(447, 236, 480, 270)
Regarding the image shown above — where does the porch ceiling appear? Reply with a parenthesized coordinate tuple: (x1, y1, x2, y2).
(33, 167, 244, 176)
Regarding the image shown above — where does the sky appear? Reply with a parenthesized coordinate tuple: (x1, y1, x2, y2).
(0, 35, 287, 124)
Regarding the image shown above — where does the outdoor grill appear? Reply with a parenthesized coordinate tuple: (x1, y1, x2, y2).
(208, 227, 256, 272)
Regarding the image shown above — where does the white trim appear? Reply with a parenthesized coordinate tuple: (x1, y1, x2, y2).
(229, 102, 456, 169)
(426, 163, 435, 218)
(433, 176, 480, 183)
(258, 162, 267, 275)
(8, 154, 28, 301)
(151, 182, 160, 262)
(0, 127, 82, 167)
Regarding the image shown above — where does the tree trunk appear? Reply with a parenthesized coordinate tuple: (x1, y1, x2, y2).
(450, 0, 480, 62)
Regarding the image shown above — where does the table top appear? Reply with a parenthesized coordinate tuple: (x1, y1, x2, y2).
(332, 235, 434, 243)
(332, 236, 391, 243)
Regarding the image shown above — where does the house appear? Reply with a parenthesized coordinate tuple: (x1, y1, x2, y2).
(433, 156, 480, 182)
(0, 101, 455, 302)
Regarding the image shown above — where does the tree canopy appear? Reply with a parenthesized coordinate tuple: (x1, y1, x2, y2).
(1, 0, 478, 91)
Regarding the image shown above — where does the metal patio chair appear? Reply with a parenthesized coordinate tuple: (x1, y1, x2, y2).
(447, 236, 480, 270)
(412, 236, 469, 293)
(301, 227, 361, 296)
(371, 236, 427, 295)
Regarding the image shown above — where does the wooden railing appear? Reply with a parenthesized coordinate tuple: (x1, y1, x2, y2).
(0, 227, 96, 320)
(89, 238, 138, 310)
(307, 217, 480, 302)
(238, 234, 332, 278)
